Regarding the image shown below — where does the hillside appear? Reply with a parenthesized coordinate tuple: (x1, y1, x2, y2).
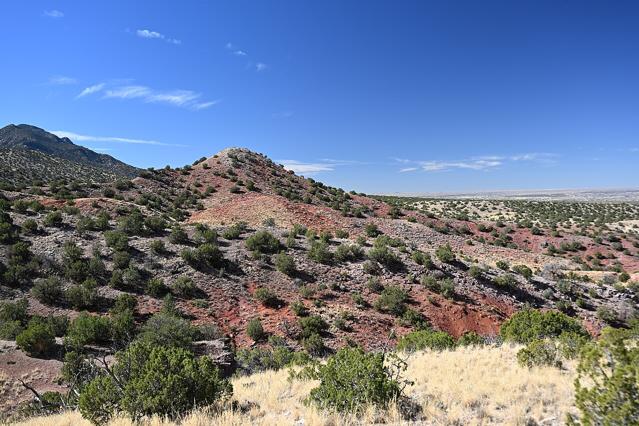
(9, 345, 577, 425)
(0, 144, 637, 421)
(0, 124, 138, 185)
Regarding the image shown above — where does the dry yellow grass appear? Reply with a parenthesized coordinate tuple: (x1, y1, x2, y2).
(10, 345, 577, 426)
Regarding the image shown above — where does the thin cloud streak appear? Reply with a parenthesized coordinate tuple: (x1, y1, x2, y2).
(278, 158, 367, 175)
(77, 83, 105, 98)
(48, 75, 77, 85)
(397, 153, 558, 173)
(278, 160, 335, 174)
(50, 130, 185, 147)
(77, 82, 216, 110)
(272, 111, 294, 119)
(43, 10, 64, 18)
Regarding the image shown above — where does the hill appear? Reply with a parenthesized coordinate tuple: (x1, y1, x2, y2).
(0, 144, 637, 420)
(0, 124, 138, 185)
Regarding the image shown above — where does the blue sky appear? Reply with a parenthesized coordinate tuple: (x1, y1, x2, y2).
(1, 1, 638, 193)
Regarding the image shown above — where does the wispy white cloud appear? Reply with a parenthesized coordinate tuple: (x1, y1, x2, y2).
(396, 153, 558, 173)
(43, 10, 64, 18)
(78, 82, 215, 110)
(192, 100, 221, 110)
(272, 111, 294, 119)
(50, 130, 185, 147)
(278, 158, 365, 175)
(421, 159, 503, 172)
(136, 29, 181, 45)
(226, 42, 268, 71)
(48, 75, 77, 85)
(104, 85, 152, 100)
(278, 160, 335, 174)
(77, 83, 105, 98)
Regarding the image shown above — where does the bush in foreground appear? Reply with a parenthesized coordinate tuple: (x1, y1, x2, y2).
(396, 329, 456, 352)
(500, 309, 588, 344)
(572, 327, 639, 425)
(78, 342, 232, 423)
(16, 321, 55, 356)
(300, 347, 408, 413)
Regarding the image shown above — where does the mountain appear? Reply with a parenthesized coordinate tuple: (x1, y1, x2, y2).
(0, 124, 138, 186)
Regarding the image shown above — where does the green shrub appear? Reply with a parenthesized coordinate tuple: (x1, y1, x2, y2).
(301, 333, 326, 356)
(254, 287, 279, 307)
(334, 244, 363, 263)
(374, 285, 409, 316)
(116, 210, 147, 236)
(150, 239, 166, 255)
(172, 276, 197, 298)
(236, 345, 308, 375)
(308, 241, 333, 264)
(111, 294, 137, 314)
(144, 216, 166, 235)
(22, 219, 38, 234)
(112, 250, 131, 269)
(275, 252, 296, 276)
(411, 250, 432, 268)
(366, 277, 384, 293)
(596, 306, 618, 324)
(512, 264, 533, 279)
(30, 315, 69, 337)
(66, 313, 111, 348)
(78, 342, 232, 423)
(110, 309, 136, 348)
(396, 329, 455, 352)
(299, 315, 329, 339)
(291, 301, 309, 317)
(400, 308, 429, 330)
(104, 230, 129, 252)
(31, 277, 64, 305)
(0, 298, 29, 325)
(439, 278, 455, 299)
(192, 243, 225, 269)
(136, 313, 198, 349)
(435, 244, 455, 263)
(169, 225, 189, 244)
(16, 322, 55, 356)
(456, 331, 485, 347)
(335, 229, 349, 239)
(468, 265, 484, 279)
(500, 309, 588, 344)
(43, 210, 63, 227)
(66, 279, 98, 310)
(0, 320, 24, 339)
(301, 347, 405, 412)
(496, 260, 510, 271)
(364, 223, 380, 238)
(517, 339, 562, 368)
(368, 245, 402, 270)
(245, 230, 280, 254)
(145, 277, 169, 298)
(222, 222, 246, 240)
(246, 318, 265, 342)
(573, 327, 639, 425)
(494, 273, 517, 288)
